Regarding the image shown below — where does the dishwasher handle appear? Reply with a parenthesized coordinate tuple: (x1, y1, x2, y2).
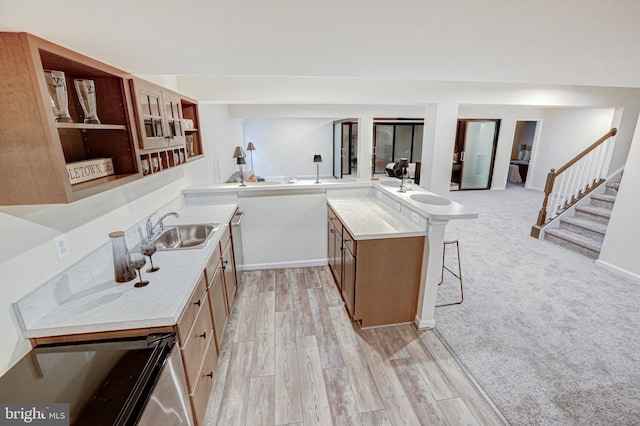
(231, 211, 244, 227)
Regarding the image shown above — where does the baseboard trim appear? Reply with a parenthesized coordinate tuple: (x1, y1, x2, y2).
(595, 259, 640, 283)
(238, 259, 328, 271)
(414, 315, 435, 330)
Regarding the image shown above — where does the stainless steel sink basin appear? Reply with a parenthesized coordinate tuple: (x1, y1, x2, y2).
(409, 194, 452, 206)
(153, 224, 219, 250)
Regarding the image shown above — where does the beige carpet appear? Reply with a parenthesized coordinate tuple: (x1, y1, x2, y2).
(434, 184, 640, 425)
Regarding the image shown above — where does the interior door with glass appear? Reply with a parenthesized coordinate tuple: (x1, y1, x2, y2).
(458, 119, 500, 190)
(333, 120, 358, 178)
(333, 122, 342, 178)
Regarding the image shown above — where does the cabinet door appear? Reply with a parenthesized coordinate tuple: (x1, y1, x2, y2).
(327, 218, 339, 285)
(328, 215, 343, 289)
(131, 78, 168, 150)
(208, 264, 228, 352)
(221, 241, 237, 314)
(342, 242, 356, 318)
(163, 90, 185, 147)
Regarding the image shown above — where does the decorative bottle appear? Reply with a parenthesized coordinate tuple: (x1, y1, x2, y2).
(109, 231, 136, 282)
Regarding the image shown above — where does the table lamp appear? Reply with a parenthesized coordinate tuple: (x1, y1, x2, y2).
(233, 146, 247, 187)
(246, 142, 256, 171)
(314, 154, 322, 183)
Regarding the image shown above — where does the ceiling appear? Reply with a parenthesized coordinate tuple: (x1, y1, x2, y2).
(2, 0, 640, 88)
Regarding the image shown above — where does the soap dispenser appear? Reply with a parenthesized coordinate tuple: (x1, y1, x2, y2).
(109, 231, 136, 282)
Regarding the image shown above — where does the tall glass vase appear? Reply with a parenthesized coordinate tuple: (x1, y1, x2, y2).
(44, 70, 72, 123)
(109, 231, 136, 282)
(74, 79, 100, 124)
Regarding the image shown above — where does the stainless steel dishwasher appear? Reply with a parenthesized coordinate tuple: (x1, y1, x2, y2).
(231, 210, 244, 268)
(0, 333, 193, 425)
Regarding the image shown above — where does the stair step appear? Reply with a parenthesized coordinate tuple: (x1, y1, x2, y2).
(605, 181, 620, 195)
(559, 216, 607, 242)
(590, 193, 617, 209)
(575, 205, 612, 225)
(544, 227, 601, 259)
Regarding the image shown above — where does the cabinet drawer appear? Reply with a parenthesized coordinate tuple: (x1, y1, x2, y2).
(343, 229, 356, 255)
(176, 273, 208, 344)
(190, 335, 218, 425)
(204, 244, 222, 284)
(328, 207, 342, 235)
(181, 300, 213, 393)
(208, 264, 229, 351)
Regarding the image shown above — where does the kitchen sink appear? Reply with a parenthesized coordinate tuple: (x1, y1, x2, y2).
(409, 194, 452, 206)
(153, 224, 219, 250)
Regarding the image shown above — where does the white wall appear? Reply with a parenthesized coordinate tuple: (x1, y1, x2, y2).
(528, 108, 616, 191)
(242, 118, 335, 180)
(185, 104, 245, 184)
(598, 115, 640, 280)
(238, 191, 327, 269)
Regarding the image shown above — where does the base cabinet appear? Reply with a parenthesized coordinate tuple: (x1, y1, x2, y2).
(327, 205, 425, 327)
(177, 217, 239, 425)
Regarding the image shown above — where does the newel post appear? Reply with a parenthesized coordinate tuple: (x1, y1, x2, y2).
(536, 168, 556, 227)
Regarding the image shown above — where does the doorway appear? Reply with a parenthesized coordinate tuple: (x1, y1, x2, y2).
(372, 119, 424, 175)
(333, 120, 358, 178)
(507, 121, 538, 186)
(451, 119, 500, 190)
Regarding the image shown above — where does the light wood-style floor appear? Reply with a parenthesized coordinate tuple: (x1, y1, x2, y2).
(205, 267, 506, 426)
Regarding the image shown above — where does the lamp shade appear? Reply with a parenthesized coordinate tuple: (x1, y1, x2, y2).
(399, 158, 409, 168)
(232, 146, 245, 158)
(236, 157, 246, 165)
(247, 142, 256, 151)
(313, 154, 323, 163)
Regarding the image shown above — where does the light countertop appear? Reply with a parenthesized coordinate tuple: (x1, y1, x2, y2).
(14, 204, 238, 339)
(328, 197, 426, 240)
(183, 177, 478, 223)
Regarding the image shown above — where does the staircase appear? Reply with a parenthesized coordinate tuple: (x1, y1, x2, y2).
(543, 181, 619, 259)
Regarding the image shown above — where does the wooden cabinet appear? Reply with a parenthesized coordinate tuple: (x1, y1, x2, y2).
(342, 228, 356, 317)
(175, 272, 215, 425)
(130, 77, 185, 150)
(0, 32, 141, 205)
(221, 228, 237, 311)
(327, 205, 425, 327)
(327, 209, 343, 288)
(208, 262, 229, 351)
(181, 96, 204, 160)
(130, 77, 197, 177)
(0, 32, 204, 205)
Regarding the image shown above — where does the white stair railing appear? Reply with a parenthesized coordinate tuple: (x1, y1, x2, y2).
(531, 128, 617, 238)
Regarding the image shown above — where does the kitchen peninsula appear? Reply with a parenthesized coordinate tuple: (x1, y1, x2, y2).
(182, 177, 478, 329)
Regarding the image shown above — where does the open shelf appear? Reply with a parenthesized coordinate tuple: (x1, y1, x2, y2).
(56, 123, 128, 130)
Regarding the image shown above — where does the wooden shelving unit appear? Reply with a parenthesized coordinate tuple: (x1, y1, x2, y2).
(0, 32, 204, 205)
(0, 32, 141, 205)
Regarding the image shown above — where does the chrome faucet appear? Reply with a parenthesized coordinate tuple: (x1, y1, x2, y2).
(145, 211, 179, 241)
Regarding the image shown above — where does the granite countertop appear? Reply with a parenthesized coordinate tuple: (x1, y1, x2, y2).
(183, 177, 478, 223)
(328, 197, 426, 240)
(182, 177, 372, 194)
(14, 204, 238, 339)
